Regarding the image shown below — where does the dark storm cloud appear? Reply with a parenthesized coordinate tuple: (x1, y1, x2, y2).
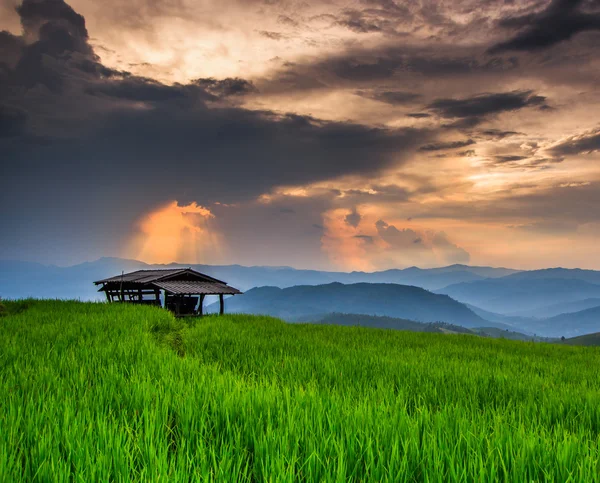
(85, 76, 254, 104)
(258, 31, 286, 40)
(355, 89, 421, 105)
(426, 182, 600, 225)
(407, 113, 431, 118)
(478, 129, 522, 139)
(441, 117, 486, 130)
(17, 0, 89, 42)
(322, 49, 517, 83)
(359, 0, 412, 16)
(427, 91, 547, 119)
(331, 0, 413, 35)
(489, 0, 600, 53)
(494, 155, 528, 163)
(336, 10, 385, 33)
(0, 105, 27, 137)
(86, 77, 194, 102)
(277, 15, 299, 27)
(419, 139, 475, 152)
(193, 77, 258, 97)
(344, 208, 362, 228)
(0, 30, 24, 67)
(548, 128, 600, 156)
(258, 69, 327, 94)
(257, 37, 521, 99)
(482, 153, 563, 170)
(0, 0, 433, 260)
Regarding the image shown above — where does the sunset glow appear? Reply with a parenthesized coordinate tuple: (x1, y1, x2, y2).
(130, 202, 224, 265)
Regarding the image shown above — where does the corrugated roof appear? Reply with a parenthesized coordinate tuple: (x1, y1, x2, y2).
(154, 281, 242, 295)
(95, 269, 186, 284)
(94, 268, 226, 285)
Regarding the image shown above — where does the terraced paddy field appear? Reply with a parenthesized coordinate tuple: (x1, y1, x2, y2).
(1, 300, 600, 481)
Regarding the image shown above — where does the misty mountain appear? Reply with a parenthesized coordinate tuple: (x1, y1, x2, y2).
(538, 306, 600, 338)
(465, 304, 537, 330)
(0, 258, 149, 300)
(436, 278, 600, 316)
(509, 298, 600, 319)
(2, 258, 599, 337)
(465, 302, 600, 338)
(501, 268, 600, 285)
(335, 265, 517, 290)
(0, 257, 517, 300)
(563, 332, 600, 347)
(211, 282, 494, 328)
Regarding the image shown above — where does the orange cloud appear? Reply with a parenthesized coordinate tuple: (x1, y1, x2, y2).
(321, 207, 471, 270)
(128, 201, 225, 264)
(321, 208, 376, 271)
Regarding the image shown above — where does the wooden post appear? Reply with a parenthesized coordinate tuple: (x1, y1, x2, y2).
(199, 294, 205, 316)
(119, 271, 124, 302)
(105, 290, 111, 303)
(219, 294, 224, 315)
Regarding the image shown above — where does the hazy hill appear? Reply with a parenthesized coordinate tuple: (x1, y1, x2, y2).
(214, 282, 494, 328)
(436, 278, 600, 316)
(465, 304, 537, 328)
(501, 268, 600, 284)
(511, 298, 600, 319)
(2, 258, 599, 337)
(0, 257, 518, 300)
(538, 306, 600, 338)
(465, 303, 600, 338)
(563, 332, 600, 346)
(469, 327, 555, 342)
(335, 264, 518, 289)
(0, 258, 149, 300)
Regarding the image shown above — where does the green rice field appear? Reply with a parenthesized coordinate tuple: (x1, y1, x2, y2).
(1, 300, 600, 481)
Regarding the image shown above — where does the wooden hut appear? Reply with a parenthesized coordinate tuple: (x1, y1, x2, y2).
(94, 268, 242, 316)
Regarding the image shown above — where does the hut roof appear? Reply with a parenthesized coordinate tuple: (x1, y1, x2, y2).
(94, 268, 226, 285)
(154, 280, 242, 295)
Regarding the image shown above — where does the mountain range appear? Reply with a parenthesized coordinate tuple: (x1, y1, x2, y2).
(211, 282, 494, 328)
(1, 257, 600, 337)
(0, 257, 517, 300)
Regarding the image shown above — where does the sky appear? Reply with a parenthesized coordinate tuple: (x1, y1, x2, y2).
(1, 0, 600, 271)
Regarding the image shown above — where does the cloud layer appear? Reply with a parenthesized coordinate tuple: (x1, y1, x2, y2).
(2, 0, 600, 270)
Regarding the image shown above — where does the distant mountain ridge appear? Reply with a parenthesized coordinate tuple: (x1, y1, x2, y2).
(2, 257, 600, 337)
(542, 306, 600, 338)
(436, 278, 600, 316)
(211, 282, 495, 328)
(0, 257, 518, 299)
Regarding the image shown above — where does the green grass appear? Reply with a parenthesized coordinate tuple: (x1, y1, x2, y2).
(1, 300, 600, 481)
